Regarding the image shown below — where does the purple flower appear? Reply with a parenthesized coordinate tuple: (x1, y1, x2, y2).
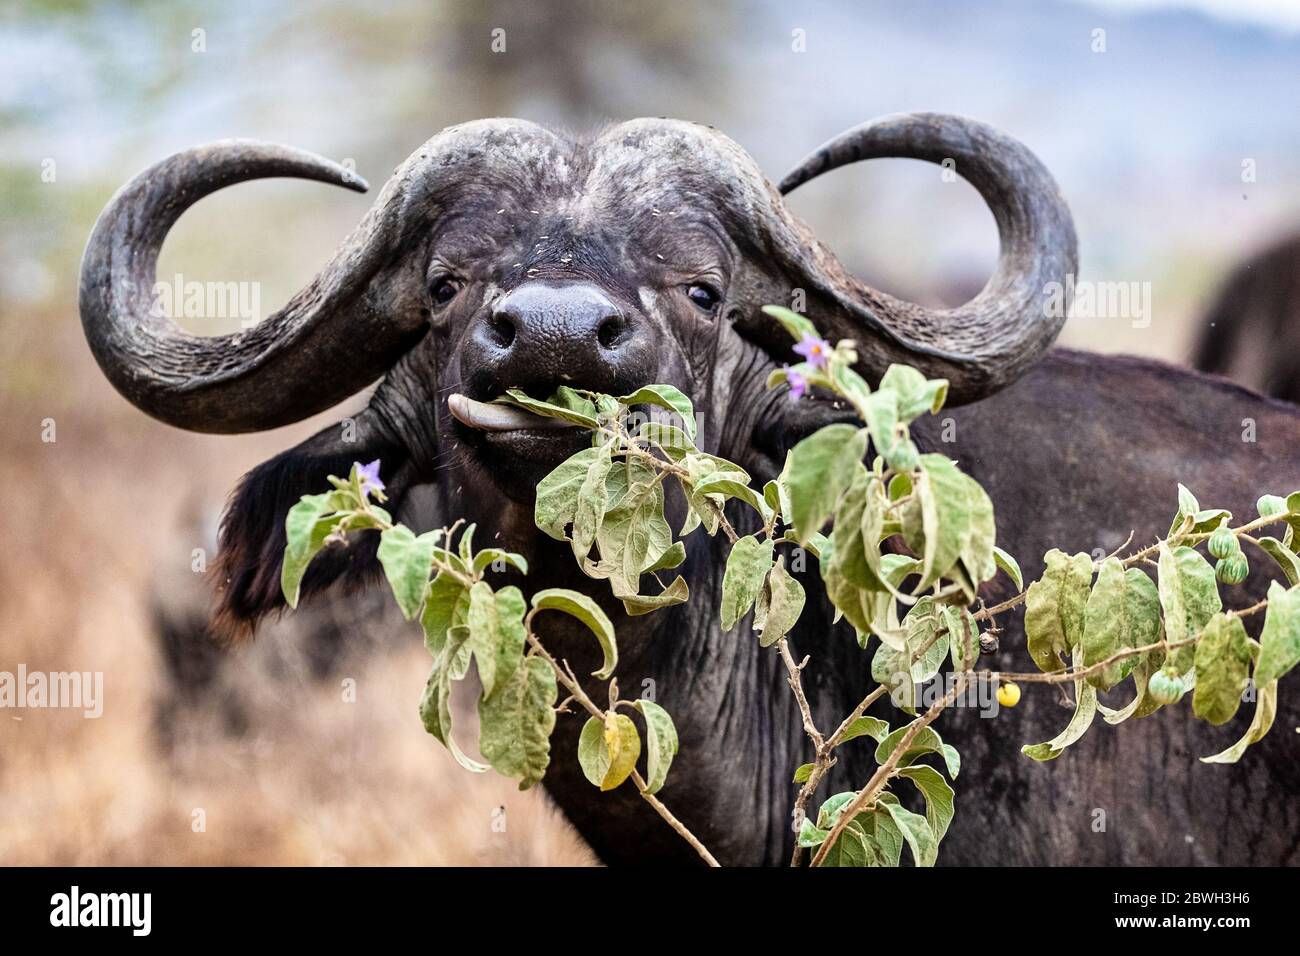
(793, 333, 831, 369)
(356, 459, 385, 497)
(786, 366, 808, 401)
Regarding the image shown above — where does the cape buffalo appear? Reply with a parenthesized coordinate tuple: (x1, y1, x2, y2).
(1195, 233, 1300, 405)
(79, 113, 1300, 866)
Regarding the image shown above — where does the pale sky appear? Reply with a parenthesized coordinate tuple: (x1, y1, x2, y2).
(1066, 0, 1300, 31)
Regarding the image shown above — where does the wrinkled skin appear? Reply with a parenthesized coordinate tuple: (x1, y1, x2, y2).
(134, 121, 1299, 866)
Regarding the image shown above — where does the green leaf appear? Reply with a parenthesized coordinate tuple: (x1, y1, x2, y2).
(465, 582, 526, 698)
(1256, 582, 1300, 685)
(875, 719, 960, 778)
(693, 473, 773, 521)
(880, 800, 938, 868)
(281, 493, 344, 608)
(761, 304, 818, 342)
(1081, 560, 1162, 691)
(634, 699, 679, 794)
(535, 446, 607, 541)
(1022, 646, 1098, 761)
(945, 606, 981, 672)
(913, 454, 996, 597)
(1193, 613, 1252, 725)
(758, 558, 806, 647)
(593, 470, 672, 596)
(785, 424, 869, 545)
(531, 588, 618, 679)
(720, 535, 774, 631)
(636, 421, 696, 461)
(419, 628, 489, 773)
(619, 575, 689, 617)
(571, 439, 615, 562)
(420, 572, 469, 655)
(1024, 549, 1093, 673)
(617, 384, 697, 440)
(498, 388, 599, 428)
(1158, 543, 1222, 674)
(1201, 679, 1278, 764)
(797, 818, 831, 847)
(477, 656, 557, 789)
(1256, 537, 1300, 586)
(897, 764, 955, 862)
(1169, 483, 1201, 535)
(792, 762, 814, 784)
(646, 541, 687, 573)
(820, 819, 872, 867)
(993, 546, 1023, 590)
(577, 712, 641, 791)
(878, 363, 949, 420)
(839, 715, 890, 744)
(376, 525, 438, 620)
(471, 548, 529, 576)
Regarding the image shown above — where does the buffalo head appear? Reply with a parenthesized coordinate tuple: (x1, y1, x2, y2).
(79, 114, 1076, 632)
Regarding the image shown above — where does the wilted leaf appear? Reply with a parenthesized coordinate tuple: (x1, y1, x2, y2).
(577, 713, 641, 791)
(530, 588, 618, 679)
(785, 424, 869, 545)
(1024, 549, 1093, 673)
(1082, 560, 1161, 690)
(1201, 680, 1277, 764)
(535, 447, 607, 541)
(633, 699, 679, 794)
(419, 628, 489, 773)
(758, 558, 806, 647)
(619, 575, 690, 617)
(721, 535, 773, 631)
(478, 656, 557, 788)
(1255, 582, 1300, 685)
(420, 572, 469, 655)
(1193, 613, 1252, 725)
(1022, 647, 1098, 761)
(1159, 543, 1222, 674)
(1256, 537, 1300, 586)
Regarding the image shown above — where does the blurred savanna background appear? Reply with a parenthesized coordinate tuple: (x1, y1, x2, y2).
(2, 0, 1299, 865)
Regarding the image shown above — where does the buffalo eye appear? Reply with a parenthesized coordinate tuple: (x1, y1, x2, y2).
(431, 277, 460, 306)
(686, 283, 721, 313)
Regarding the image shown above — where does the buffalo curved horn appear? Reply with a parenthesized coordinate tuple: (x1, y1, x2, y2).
(78, 140, 429, 433)
(775, 112, 1077, 403)
(79, 121, 562, 433)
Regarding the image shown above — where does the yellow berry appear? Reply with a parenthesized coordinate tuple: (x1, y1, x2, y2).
(997, 681, 1021, 708)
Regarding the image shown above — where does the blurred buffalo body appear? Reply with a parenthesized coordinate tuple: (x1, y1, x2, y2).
(1195, 234, 1300, 404)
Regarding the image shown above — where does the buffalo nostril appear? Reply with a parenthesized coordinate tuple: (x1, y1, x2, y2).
(488, 312, 517, 349)
(597, 315, 623, 349)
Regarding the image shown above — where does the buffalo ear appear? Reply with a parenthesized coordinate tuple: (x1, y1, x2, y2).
(212, 410, 413, 639)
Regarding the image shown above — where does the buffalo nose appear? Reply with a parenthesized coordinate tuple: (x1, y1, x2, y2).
(469, 281, 644, 397)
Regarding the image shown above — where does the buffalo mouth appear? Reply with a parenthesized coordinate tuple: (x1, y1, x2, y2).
(448, 393, 591, 493)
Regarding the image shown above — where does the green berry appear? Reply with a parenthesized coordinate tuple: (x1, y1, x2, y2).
(1147, 668, 1183, 706)
(1207, 524, 1239, 560)
(1215, 553, 1249, 585)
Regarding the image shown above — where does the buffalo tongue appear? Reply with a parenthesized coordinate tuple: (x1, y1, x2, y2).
(448, 394, 575, 432)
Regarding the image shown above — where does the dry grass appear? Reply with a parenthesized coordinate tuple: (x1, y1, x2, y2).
(0, 313, 593, 866)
